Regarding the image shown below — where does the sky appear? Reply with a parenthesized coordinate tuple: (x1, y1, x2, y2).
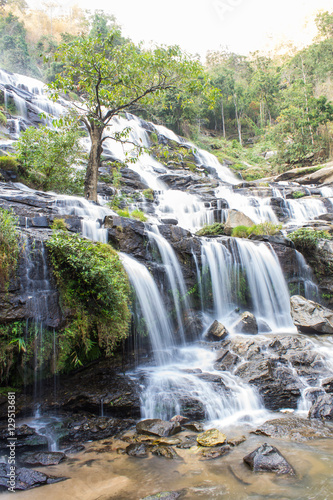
(29, 0, 332, 59)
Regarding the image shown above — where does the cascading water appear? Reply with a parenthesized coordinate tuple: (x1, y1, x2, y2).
(120, 253, 176, 366)
(146, 225, 191, 342)
(200, 237, 296, 333)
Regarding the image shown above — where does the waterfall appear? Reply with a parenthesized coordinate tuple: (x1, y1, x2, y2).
(146, 226, 191, 342)
(201, 238, 296, 332)
(120, 253, 176, 366)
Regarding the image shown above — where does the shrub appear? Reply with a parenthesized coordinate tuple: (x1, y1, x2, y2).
(131, 209, 147, 222)
(0, 111, 7, 126)
(231, 225, 250, 238)
(115, 208, 130, 218)
(231, 222, 282, 238)
(288, 228, 332, 254)
(46, 231, 131, 364)
(143, 188, 154, 201)
(0, 156, 18, 171)
(51, 218, 67, 231)
(292, 191, 306, 199)
(196, 223, 225, 237)
(0, 208, 20, 289)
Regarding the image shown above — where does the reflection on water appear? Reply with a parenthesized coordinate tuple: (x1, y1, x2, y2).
(8, 431, 333, 500)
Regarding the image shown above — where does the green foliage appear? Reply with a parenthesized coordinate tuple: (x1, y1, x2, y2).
(51, 218, 68, 231)
(15, 119, 86, 193)
(0, 208, 19, 289)
(0, 12, 36, 75)
(115, 208, 130, 218)
(231, 225, 250, 238)
(46, 230, 131, 359)
(231, 222, 282, 238)
(0, 155, 18, 171)
(196, 223, 225, 237)
(292, 191, 306, 199)
(288, 227, 332, 254)
(143, 188, 154, 201)
(150, 132, 158, 144)
(131, 209, 147, 222)
(0, 111, 7, 126)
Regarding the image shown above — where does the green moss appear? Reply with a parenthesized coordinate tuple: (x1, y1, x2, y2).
(231, 222, 282, 238)
(292, 191, 306, 199)
(46, 231, 131, 366)
(196, 223, 225, 237)
(115, 208, 130, 218)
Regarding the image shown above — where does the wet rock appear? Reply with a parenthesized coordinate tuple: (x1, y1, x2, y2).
(235, 358, 301, 410)
(199, 444, 231, 460)
(290, 295, 333, 334)
(224, 209, 255, 236)
(63, 444, 85, 454)
(183, 422, 205, 433)
(205, 320, 229, 341)
(160, 218, 178, 225)
(214, 349, 240, 371)
(243, 443, 295, 475)
(126, 443, 148, 458)
(322, 376, 333, 393)
(308, 394, 333, 420)
(20, 451, 66, 466)
(196, 429, 227, 447)
(152, 437, 182, 446)
(233, 311, 258, 335)
(170, 415, 189, 425)
(0, 463, 67, 491)
(136, 419, 181, 438)
(227, 435, 246, 446)
(253, 416, 333, 441)
(141, 490, 185, 500)
(151, 445, 180, 459)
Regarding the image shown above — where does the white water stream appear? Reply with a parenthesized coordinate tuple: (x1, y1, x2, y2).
(2, 69, 333, 436)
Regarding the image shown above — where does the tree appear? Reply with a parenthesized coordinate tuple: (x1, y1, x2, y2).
(15, 118, 86, 193)
(49, 30, 204, 201)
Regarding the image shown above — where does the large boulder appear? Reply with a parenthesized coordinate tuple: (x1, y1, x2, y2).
(205, 320, 229, 341)
(308, 394, 333, 420)
(243, 443, 295, 475)
(224, 209, 255, 236)
(253, 416, 333, 441)
(233, 311, 258, 335)
(290, 295, 333, 334)
(136, 419, 181, 437)
(0, 463, 67, 491)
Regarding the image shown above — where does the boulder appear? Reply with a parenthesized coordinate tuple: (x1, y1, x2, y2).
(205, 320, 229, 341)
(151, 446, 180, 459)
(126, 443, 148, 458)
(196, 428, 227, 447)
(233, 311, 258, 335)
(253, 416, 333, 441)
(183, 422, 205, 433)
(0, 463, 67, 491)
(322, 376, 333, 393)
(308, 394, 333, 420)
(243, 443, 295, 475)
(199, 445, 231, 460)
(290, 295, 333, 334)
(136, 419, 181, 438)
(214, 349, 240, 371)
(20, 451, 66, 466)
(224, 209, 255, 236)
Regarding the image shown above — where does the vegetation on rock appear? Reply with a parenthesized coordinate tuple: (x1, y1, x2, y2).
(231, 222, 282, 238)
(196, 223, 225, 237)
(0, 208, 19, 290)
(288, 227, 332, 255)
(46, 230, 131, 368)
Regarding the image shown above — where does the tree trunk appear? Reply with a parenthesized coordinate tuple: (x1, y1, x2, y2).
(84, 122, 104, 202)
(221, 98, 226, 139)
(234, 94, 242, 146)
